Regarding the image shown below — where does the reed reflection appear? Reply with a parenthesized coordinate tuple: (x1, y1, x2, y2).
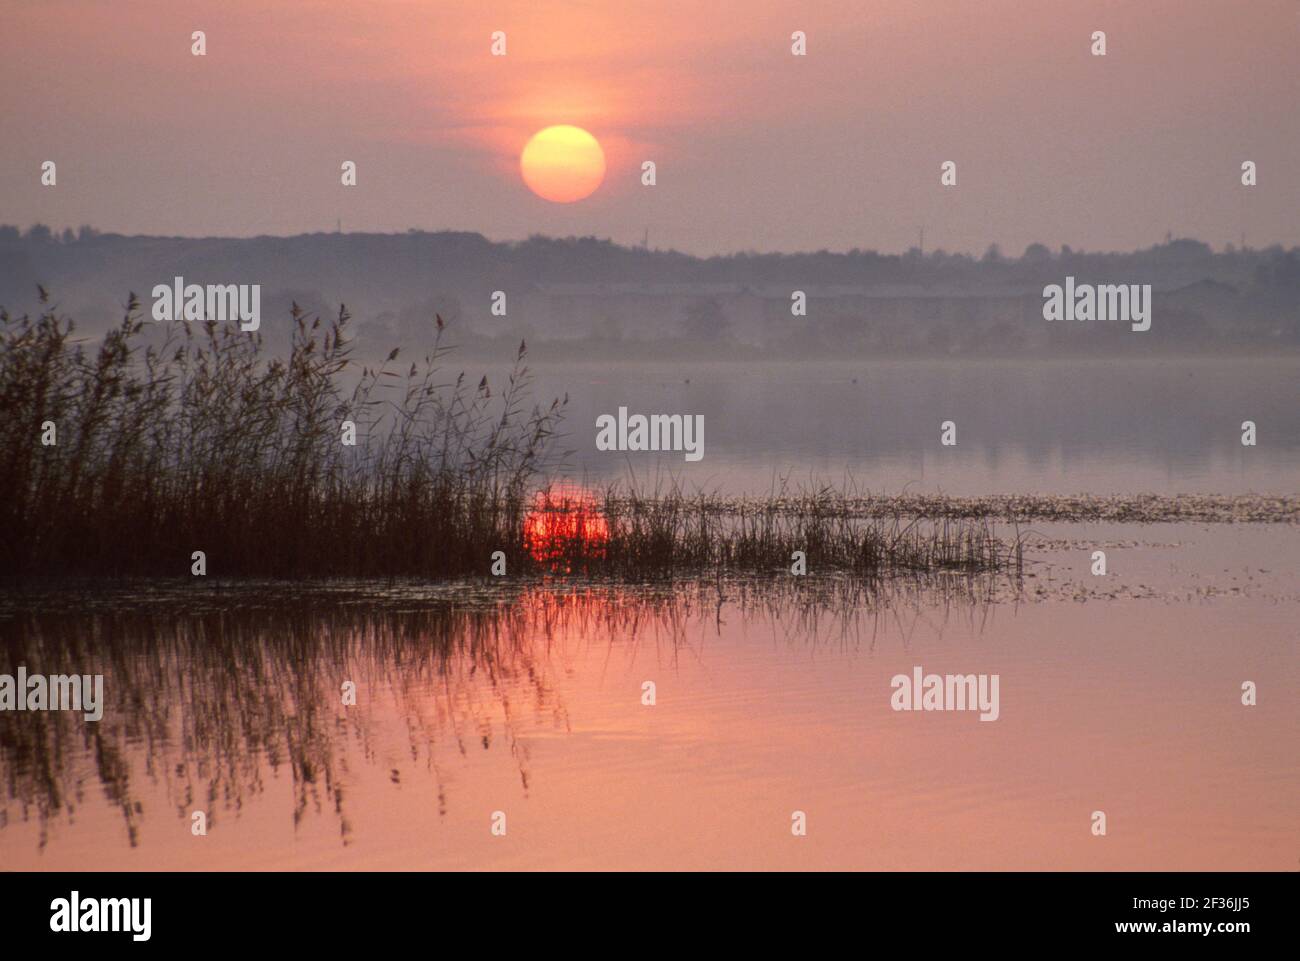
(0, 573, 1011, 852)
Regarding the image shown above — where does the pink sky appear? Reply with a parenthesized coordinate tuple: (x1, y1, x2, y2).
(2, 0, 1298, 254)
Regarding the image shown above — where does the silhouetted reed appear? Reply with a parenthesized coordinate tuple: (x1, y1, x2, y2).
(0, 292, 1020, 580)
(526, 482, 1021, 578)
(0, 291, 565, 579)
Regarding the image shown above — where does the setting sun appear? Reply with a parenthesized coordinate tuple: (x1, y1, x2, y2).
(520, 125, 606, 203)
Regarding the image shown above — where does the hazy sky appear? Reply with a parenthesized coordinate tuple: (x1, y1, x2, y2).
(3, 0, 1298, 255)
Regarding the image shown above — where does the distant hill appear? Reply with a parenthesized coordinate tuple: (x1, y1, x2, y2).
(2, 226, 1297, 357)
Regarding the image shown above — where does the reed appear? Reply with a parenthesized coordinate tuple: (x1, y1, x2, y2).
(0, 292, 1019, 580)
(524, 482, 1019, 578)
(0, 291, 564, 579)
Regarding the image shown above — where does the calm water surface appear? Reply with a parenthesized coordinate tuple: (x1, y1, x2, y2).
(2, 358, 1296, 870)
(524, 357, 1300, 495)
(1, 523, 1296, 870)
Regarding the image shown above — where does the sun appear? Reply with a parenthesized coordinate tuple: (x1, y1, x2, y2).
(520, 125, 606, 203)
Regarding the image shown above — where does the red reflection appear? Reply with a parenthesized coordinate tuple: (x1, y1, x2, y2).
(524, 487, 609, 563)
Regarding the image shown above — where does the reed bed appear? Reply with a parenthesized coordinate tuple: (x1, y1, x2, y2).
(0, 292, 1019, 580)
(526, 484, 1019, 578)
(0, 292, 562, 579)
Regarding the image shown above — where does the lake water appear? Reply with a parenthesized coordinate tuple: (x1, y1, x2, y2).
(524, 357, 1300, 495)
(1, 358, 1296, 870)
(1, 522, 1296, 871)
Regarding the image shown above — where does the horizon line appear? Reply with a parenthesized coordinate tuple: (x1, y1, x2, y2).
(4, 225, 1294, 262)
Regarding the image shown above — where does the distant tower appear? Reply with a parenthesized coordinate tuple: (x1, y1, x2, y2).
(642, 227, 649, 249)
(919, 226, 924, 256)
(337, 218, 342, 234)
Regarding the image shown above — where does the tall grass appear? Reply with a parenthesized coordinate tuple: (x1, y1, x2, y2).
(524, 482, 1020, 578)
(0, 292, 1019, 580)
(0, 291, 564, 578)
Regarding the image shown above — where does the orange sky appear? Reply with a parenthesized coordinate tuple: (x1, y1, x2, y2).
(2, 0, 1298, 254)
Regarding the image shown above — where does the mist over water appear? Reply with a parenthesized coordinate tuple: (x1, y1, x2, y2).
(526, 357, 1300, 495)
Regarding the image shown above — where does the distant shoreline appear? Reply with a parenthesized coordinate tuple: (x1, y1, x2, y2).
(690, 491, 1300, 525)
(452, 341, 1300, 364)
